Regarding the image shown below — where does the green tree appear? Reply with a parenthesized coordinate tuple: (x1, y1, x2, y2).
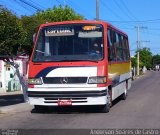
(131, 57, 137, 67)
(0, 6, 27, 55)
(20, 15, 40, 54)
(0, 5, 84, 56)
(152, 54, 160, 66)
(139, 47, 153, 69)
(35, 5, 84, 22)
(21, 5, 84, 55)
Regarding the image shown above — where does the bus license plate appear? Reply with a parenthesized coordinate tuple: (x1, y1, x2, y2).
(58, 100, 72, 106)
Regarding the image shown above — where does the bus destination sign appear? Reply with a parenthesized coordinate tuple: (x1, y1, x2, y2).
(45, 27, 74, 36)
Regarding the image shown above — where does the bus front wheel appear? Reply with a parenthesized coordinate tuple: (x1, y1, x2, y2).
(101, 88, 112, 113)
(34, 105, 48, 112)
(101, 103, 110, 113)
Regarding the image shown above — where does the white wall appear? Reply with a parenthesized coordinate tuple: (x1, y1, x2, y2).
(0, 60, 23, 93)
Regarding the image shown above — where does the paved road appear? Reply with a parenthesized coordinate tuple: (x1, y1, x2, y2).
(0, 71, 160, 130)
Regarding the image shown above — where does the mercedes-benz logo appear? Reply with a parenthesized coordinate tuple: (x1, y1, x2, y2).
(60, 77, 68, 84)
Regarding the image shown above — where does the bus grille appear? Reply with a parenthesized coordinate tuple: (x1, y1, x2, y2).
(43, 77, 87, 84)
(44, 97, 87, 103)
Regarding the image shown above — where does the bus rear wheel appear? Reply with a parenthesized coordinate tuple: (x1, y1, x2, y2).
(121, 82, 128, 100)
(121, 92, 127, 100)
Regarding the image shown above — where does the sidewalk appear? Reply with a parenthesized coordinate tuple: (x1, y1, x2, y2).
(133, 70, 152, 80)
(0, 91, 24, 105)
(0, 90, 23, 96)
(0, 91, 33, 114)
(0, 102, 32, 114)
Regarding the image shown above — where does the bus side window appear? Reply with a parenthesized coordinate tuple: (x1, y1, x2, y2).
(123, 37, 130, 61)
(121, 35, 125, 61)
(107, 29, 116, 61)
(34, 30, 45, 59)
(116, 33, 124, 62)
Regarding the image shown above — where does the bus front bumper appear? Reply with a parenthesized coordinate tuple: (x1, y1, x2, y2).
(27, 90, 108, 106)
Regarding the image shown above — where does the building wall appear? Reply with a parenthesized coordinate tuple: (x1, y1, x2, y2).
(0, 60, 6, 93)
(0, 56, 28, 93)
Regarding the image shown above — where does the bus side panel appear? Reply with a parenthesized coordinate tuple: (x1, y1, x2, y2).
(108, 62, 131, 100)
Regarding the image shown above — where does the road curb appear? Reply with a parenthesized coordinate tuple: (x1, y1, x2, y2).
(133, 70, 151, 80)
(0, 91, 23, 96)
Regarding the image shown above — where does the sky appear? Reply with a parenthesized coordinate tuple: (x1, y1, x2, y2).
(1, 0, 160, 56)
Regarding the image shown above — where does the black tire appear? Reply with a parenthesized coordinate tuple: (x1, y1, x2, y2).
(108, 89, 112, 107)
(101, 103, 110, 113)
(121, 82, 128, 100)
(121, 92, 127, 100)
(34, 105, 48, 112)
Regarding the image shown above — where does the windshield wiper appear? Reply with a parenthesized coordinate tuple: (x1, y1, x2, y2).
(35, 50, 45, 53)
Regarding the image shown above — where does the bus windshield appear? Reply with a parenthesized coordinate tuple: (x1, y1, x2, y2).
(33, 24, 104, 62)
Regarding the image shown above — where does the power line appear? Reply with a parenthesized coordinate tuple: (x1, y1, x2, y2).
(56, 0, 62, 5)
(99, 0, 136, 28)
(141, 31, 160, 37)
(147, 28, 160, 31)
(100, 0, 124, 21)
(113, 0, 136, 22)
(121, 0, 138, 21)
(13, 0, 35, 14)
(108, 18, 160, 23)
(67, 0, 95, 19)
(28, 0, 45, 10)
(55, 0, 94, 19)
(0, 0, 30, 15)
(18, 0, 42, 11)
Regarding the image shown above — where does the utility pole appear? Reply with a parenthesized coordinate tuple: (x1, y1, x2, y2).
(136, 26, 140, 76)
(96, 0, 99, 20)
(135, 26, 147, 76)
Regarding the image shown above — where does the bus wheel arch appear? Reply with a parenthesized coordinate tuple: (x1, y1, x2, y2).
(108, 85, 112, 107)
(101, 85, 112, 113)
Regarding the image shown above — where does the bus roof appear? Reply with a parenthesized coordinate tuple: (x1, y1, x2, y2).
(39, 20, 128, 36)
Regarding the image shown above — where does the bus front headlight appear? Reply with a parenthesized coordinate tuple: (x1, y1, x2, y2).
(27, 78, 42, 85)
(88, 76, 107, 84)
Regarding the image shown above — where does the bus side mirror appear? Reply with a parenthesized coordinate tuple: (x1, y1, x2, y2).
(33, 33, 36, 43)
